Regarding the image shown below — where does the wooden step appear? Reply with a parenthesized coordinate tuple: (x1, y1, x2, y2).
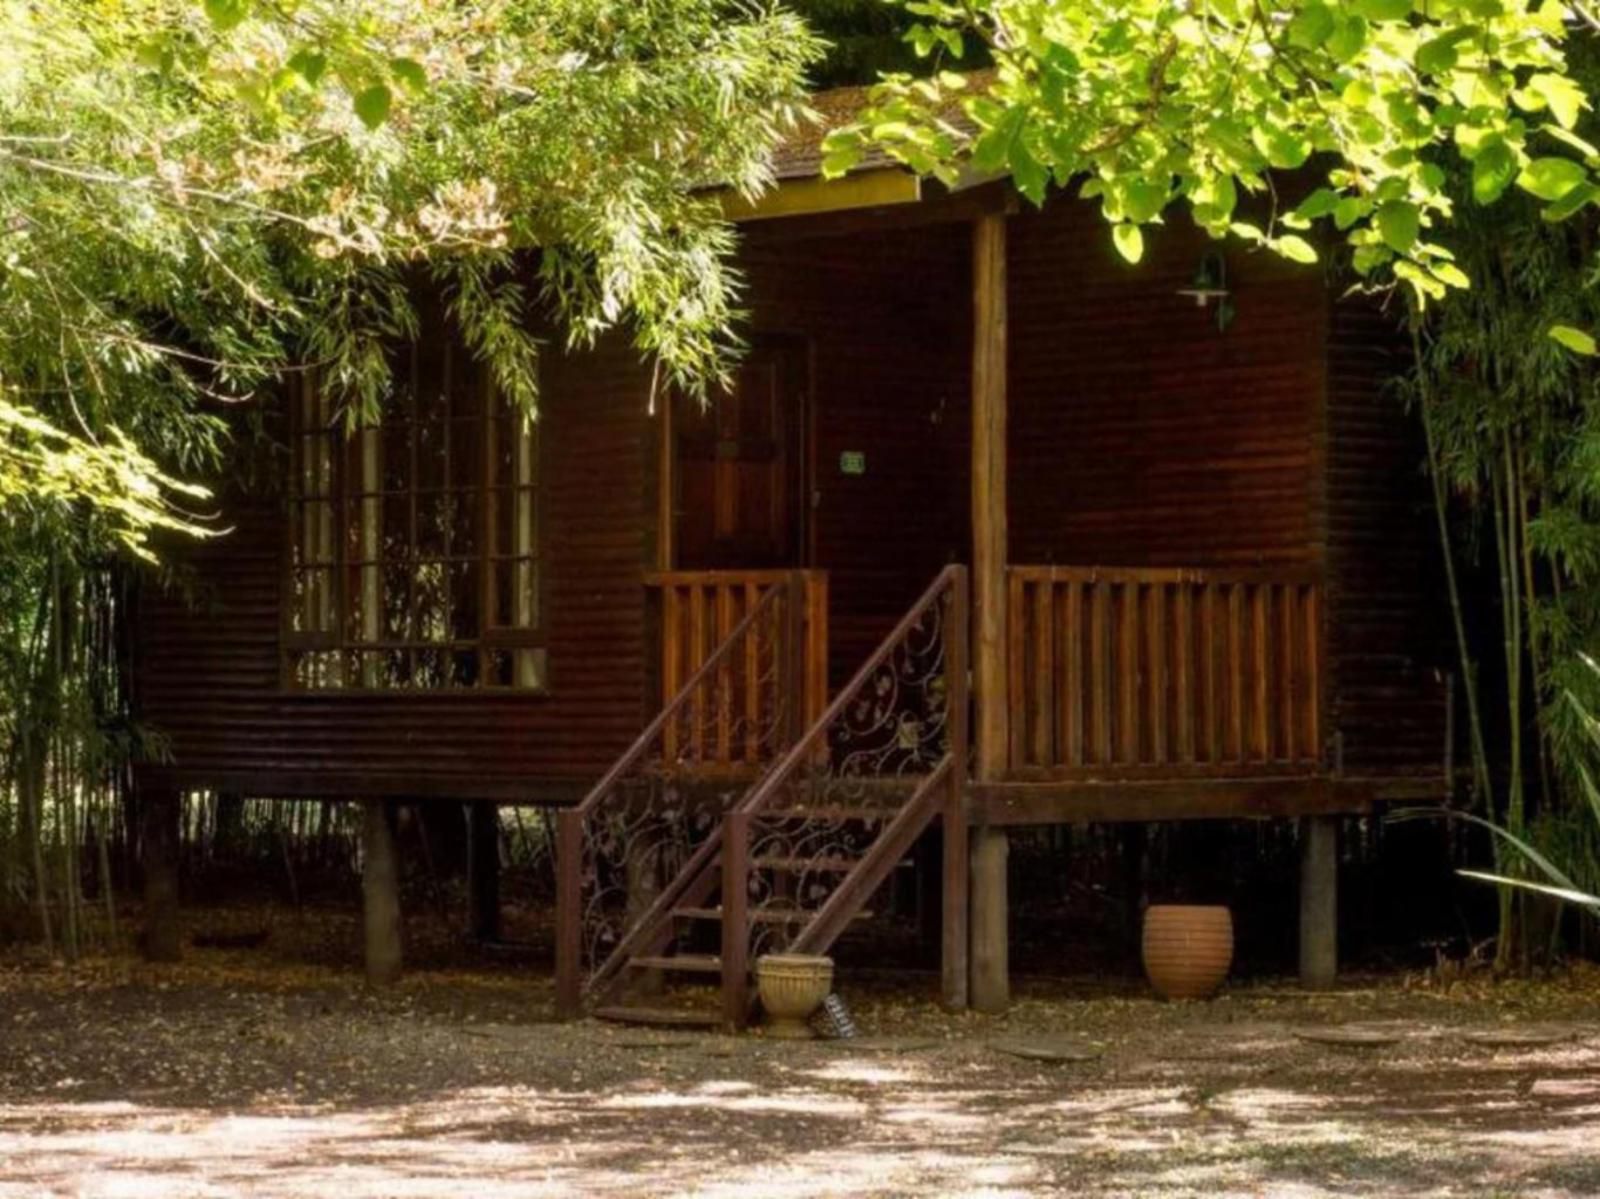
(594, 1004, 720, 1029)
(750, 855, 861, 873)
(674, 905, 874, 923)
(628, 953, 721, 973)
(758, 806, 890, 823)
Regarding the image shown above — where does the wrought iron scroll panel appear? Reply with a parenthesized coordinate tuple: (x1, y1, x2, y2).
(725, 566, 969, 978)
(555, 573, 810, 1015)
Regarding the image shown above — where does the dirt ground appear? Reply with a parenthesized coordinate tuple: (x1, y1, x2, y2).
(2, 910, 1599, 1197)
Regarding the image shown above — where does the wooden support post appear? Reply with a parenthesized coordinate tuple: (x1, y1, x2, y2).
(722, 810, 751, 1032)
(970, 211, 1011, 1013)
(140, 786, 182, 963)
(467, 801, 501, 943)
(943, 568, 970, 1009)
(1299, 815, 1338, 989)
(554, 809, 583, 1019)
(361, 800, 403, 988)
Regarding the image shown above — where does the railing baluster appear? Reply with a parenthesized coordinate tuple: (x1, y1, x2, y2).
(1278, 582, 1296, 762)
(1227, 583, 1245, 763)
(1116, 582, 1139, 765)
(1252, 583, 1270, 762)
(1303, 584, 1321, 764)
(716, 583, 734, 766)
(690, 584, 707, 763)
(1007, 573, 1028, 770)
(1061, 581, 1082, 768)
(1174, 583, 1193, 764)
(1092, 580, 1111, 765)
(1033, 580, 1055, 768)
(1146, 582, 1167, 765)
(1201, 582, 1219, 764)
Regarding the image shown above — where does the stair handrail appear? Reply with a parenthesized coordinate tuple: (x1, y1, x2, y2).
(721, 564, 970, 1021)
(555, 572, 809, 1016)
(739, 564, 969, 817)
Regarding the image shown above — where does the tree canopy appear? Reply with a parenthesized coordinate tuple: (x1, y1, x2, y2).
(825, 0, 1596, 302)
(0, 0, 820, 555)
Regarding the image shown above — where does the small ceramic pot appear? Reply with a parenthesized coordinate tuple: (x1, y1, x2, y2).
(1142, 904, 1233, 1000)
(755, 953, 834, 1038)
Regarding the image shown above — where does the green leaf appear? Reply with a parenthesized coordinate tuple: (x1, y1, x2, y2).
(1293, 189, 1339, 221)
(1333, 195, 1369, 230)
(1353, 0, 1410, 20)
(1120, 177, 1168, 223)
(390, 57, 427, 94)
(353, 84, 392, 130)
(1457, 870, 1600, 911)
(1273, 234, 1318, 264)
(1543, 124, 1600, 161)
(1326, 14, 1369, 62)
(1517, 156, 1588, 201)
(1288, 3, 1335, 48)
(286, 48, 327, 87)
(1253, 126, 1312, 169)
(1112, 223, 1144, 264)
(1376, 200, 1419, 253)
(1544, 181, 1600, 221)
(1531, 73, 1586, 130)
(1417, 31, 1465, 75)
(203, 0, 251, 31)
(1471, 140, 1517, 203)
(1550, 324, 1598, 355)
(1009, 135, 1048, 205)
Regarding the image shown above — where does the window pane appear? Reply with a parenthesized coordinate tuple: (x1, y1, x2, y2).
(287, 326, 542, 692)
(414, 560, 448, 641)
(449, 559, 480, 640)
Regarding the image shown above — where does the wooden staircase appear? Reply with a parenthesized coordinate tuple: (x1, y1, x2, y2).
(556, 566, 970, 1028)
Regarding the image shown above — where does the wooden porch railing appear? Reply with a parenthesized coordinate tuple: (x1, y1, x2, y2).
(1007, 566, 1323, 778)
(646, 570, 828, 770)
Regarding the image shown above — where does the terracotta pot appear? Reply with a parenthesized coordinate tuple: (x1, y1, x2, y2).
(1142, 905, 1233, 1000)
(755, 953, 834, 1038)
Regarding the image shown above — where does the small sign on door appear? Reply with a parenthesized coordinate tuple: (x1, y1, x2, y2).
(839, 450, 866, 476)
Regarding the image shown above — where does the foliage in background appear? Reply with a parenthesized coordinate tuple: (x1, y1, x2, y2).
(1402, 40, 1600, 964)
(0, 0, 820, 552)
(789, 0, 938, 86)
(0, 0, 819, 945)
(826, 0, 1594, 301)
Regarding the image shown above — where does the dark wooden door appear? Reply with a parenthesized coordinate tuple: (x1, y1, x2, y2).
(675, 338, 807, 569)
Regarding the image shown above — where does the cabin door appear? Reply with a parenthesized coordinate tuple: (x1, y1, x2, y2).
(673, 336, 808, 570)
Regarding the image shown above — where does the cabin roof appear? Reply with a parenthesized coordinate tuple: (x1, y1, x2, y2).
(770, 74, 988, 182)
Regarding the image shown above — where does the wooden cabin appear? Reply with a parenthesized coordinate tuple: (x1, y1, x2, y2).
(131, 86, 1448, 1019)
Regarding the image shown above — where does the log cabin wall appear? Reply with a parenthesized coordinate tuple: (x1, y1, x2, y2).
(741, 220, 972, 683)
(132, 224, 974, 802)
(1323, 298, 1448, 780)
(1007, 200, 1323, 571)
(133, 337, 656, 802)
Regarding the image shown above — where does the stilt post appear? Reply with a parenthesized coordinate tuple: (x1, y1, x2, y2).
(361, 799, 403, 987)
(970, 211, 1011, 1013)
(467, 800, 501, 942)
(1299, 815, 1338, 989)
(140, 785, 182, 962)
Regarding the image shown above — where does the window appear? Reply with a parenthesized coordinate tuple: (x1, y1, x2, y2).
(285, 330, 545, 692)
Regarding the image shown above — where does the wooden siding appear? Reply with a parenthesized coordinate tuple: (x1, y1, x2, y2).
(1007, 202, 1322, 571)
(133, 338, 654, 801)
(1323, 297, 1448, 781)
(741, 221, 972, 683)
